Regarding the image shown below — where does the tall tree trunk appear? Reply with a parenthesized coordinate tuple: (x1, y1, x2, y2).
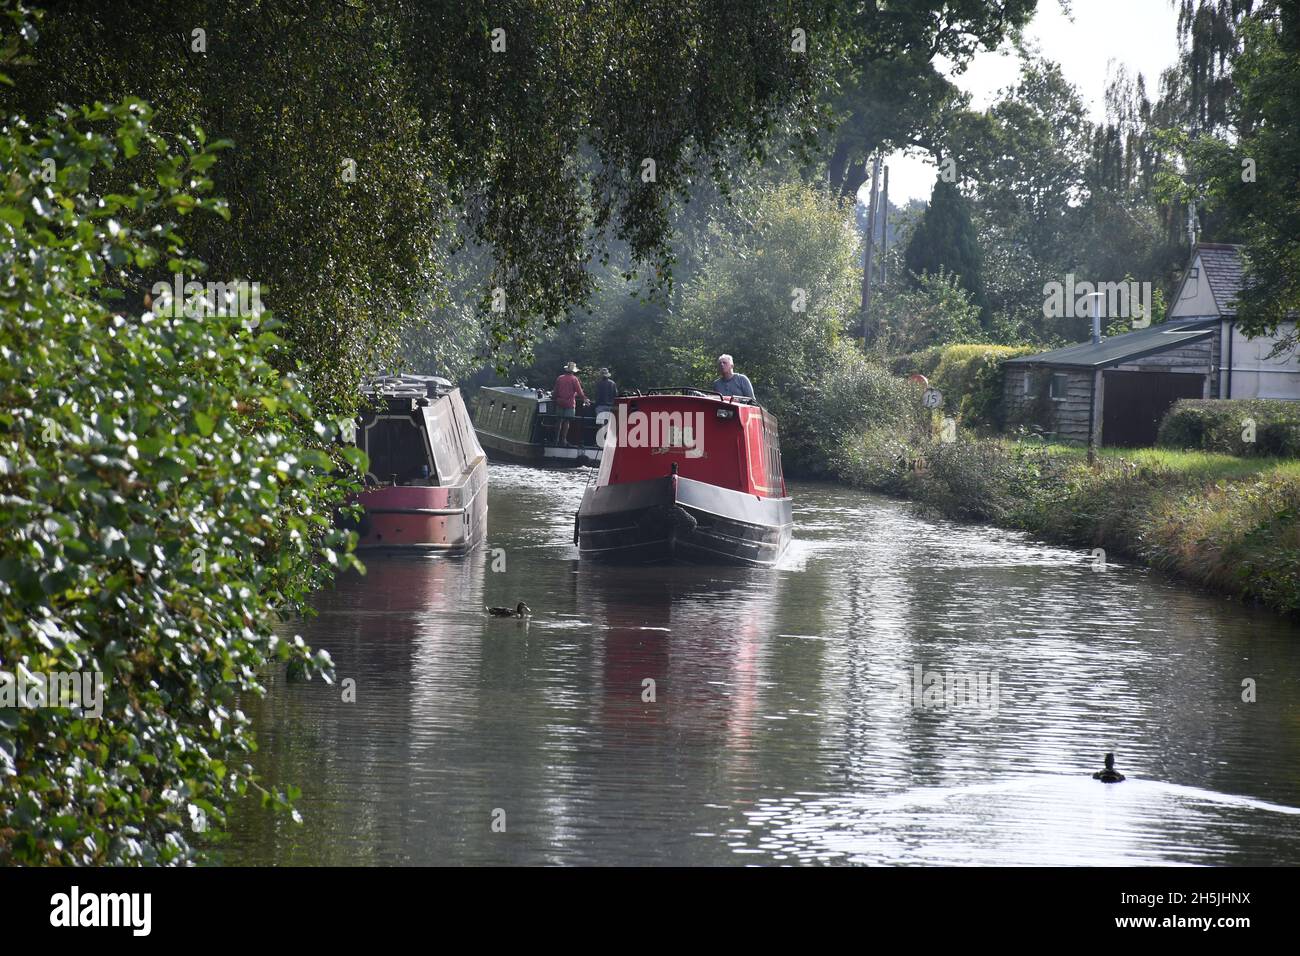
(841, 155, 869, 201)
(828, 138, 851, 195)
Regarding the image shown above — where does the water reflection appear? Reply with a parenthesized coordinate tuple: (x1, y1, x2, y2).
(225, 465, 1300, 865)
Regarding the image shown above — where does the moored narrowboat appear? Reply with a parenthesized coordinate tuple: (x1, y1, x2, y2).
(472, 385, 603, 466)
(348, 375, 488, 552)
(574, 389, 793, 566)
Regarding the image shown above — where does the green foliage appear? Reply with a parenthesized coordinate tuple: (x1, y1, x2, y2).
(1194, 8, 1300, 343)
(1158, 399, 1300, 457)
(670, 181, 861, 396)
(1, 0, 870, 394)
(890, 343, 1035, 429)
(941, 55, 1185, 347)
(822, 0, 1035, 199)
(931, 344, 1037, 429)
(903, 179, 988, 319)
(0, 98, 359, 864)
(872, 269, 984, 352)
(784, 345, 927, 478)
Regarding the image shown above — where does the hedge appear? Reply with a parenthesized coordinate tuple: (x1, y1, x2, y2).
(891, 343, 1037, 430)
(1157, 399, 1300, 457)
(1, 99, 359, 865)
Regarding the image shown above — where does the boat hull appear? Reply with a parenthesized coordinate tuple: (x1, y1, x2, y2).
(478, 434, 601, 468)
(353, 456, 488, 553)
(576, 474, 792, 567)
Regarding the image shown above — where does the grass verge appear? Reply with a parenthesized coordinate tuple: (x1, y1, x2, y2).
(836, 431, 1300, 615)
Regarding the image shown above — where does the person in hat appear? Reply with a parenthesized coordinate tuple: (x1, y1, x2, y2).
(553, 361, 588, 446)
(593, 367, 618, 426)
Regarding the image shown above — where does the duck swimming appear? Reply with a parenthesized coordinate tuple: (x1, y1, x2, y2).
(487, 601, 531, 618)
(1092, 752, 1125, 783)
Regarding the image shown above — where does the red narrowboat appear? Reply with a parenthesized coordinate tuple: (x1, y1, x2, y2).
(348, 375, 488, 552)
(574, 389, 793, 566)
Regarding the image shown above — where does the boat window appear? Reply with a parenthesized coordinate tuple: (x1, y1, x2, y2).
(363, 416, 432, 485)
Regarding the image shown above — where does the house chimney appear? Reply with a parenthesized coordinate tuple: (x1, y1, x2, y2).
(1087, 292, 1104, 345)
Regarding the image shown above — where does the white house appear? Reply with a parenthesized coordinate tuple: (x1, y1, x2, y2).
(1168, 242, 1300, 399)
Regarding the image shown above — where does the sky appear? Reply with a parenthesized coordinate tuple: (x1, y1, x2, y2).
(876, 0, 1184, 205)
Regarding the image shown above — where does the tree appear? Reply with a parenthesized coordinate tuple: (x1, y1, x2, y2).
(822, 0, 1036, 200)
(1196, 4, 1300, 342)
(0, 91, 355, 864)
(904, 178, 988, 320)
(0, 0, 854, 402)
(671, 182, 861, 394)
(873, 270, 985, 353)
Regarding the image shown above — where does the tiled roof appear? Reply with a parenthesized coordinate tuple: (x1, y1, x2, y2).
(1195, 242, 1244, 316)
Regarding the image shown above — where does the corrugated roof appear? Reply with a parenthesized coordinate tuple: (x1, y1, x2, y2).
(1003, 318, 1217, 369)
(1196, 242, 1244, 316)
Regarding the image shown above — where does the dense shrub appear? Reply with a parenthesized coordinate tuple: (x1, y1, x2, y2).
(889, 347, 944, 379)
(931, 344, 1037, 429)
(777, 343, 927, 478)
(889, 343, 1035, 429)
(0, 100, 361, 864)
(1158, 399, 1300, 456)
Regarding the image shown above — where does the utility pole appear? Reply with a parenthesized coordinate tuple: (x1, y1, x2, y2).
(879, 164, 890, 286)
(861, 153, 882, 342)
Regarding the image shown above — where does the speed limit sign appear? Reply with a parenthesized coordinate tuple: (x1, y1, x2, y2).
(922, 387, 943, 409)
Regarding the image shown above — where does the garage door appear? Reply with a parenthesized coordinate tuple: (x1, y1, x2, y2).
(1102, 370, 1205, 447)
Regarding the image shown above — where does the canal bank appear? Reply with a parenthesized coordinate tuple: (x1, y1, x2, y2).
(836, 431, 1300, 618)
(224, 465, 1300, 865)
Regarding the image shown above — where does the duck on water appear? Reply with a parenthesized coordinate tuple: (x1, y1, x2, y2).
(487, 602, 531, 618)
(1093, 753, 1126, 783)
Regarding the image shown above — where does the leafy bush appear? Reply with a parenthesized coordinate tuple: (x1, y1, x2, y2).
(672, 181, 862, 397)
(1157, 399, 1300, 456)
(889, 347, 944, 379)
(931, 344, 1037, 429)
(776, 344, 927, 478)
(890, 343, 1036, 429)
(871, 268, 984, 353)
(0, 99, 360, 864)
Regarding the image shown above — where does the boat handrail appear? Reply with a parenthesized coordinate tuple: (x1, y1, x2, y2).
(621, 387, 759, 405)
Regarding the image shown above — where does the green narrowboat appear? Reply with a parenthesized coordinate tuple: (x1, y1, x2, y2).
(472, 385, 603, 467)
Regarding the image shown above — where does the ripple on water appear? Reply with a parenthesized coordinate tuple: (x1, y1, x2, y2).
(222, 471, 1300, 865)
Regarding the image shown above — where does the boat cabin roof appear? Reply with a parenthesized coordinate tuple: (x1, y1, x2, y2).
(362, 374, 454, 400)
(598, 390, 785, 498)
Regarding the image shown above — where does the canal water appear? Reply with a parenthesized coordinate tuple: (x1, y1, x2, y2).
(224, 464, 1300, 865)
